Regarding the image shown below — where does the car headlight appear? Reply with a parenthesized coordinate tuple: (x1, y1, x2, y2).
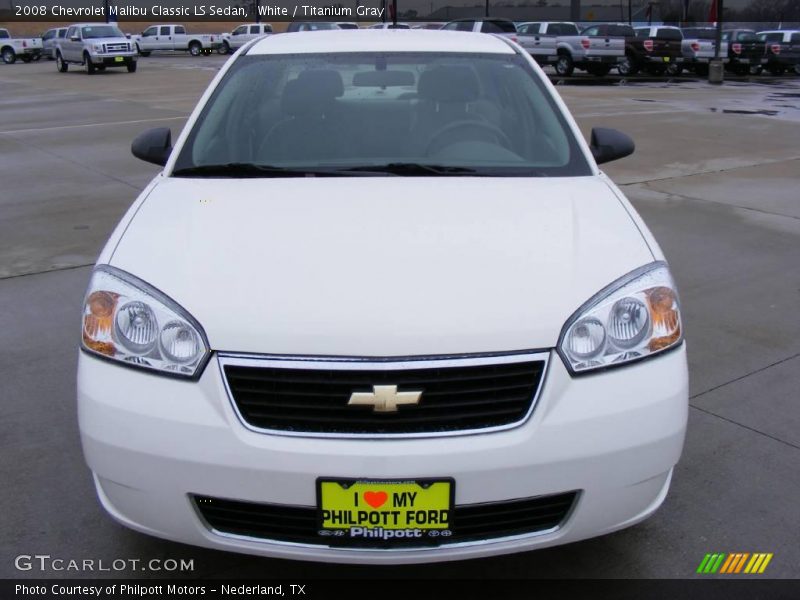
(557, 262, 683, 374)
(81, 265, 210, 378)
(93, 44, 103, 52)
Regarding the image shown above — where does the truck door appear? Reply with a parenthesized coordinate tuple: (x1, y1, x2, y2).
(140, 26, 157, 51)
(158, 26, 172, 51)
(64, 25, 79, 61)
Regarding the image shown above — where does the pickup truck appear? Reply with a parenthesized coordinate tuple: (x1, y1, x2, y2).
(756, 30, 800, 75)
(134, 24, 221, 56)
(514, 23, 558, 67)
(680, 27, 728, 76)
(221, 23, 273, 54)
(0, 28, 43, 64)
(55, 23, 137, 74)
(520, 22, 624, 77)
(626, 26, 684, 76)
(41, 27, 68, 60)
(722, 30, 767, 75)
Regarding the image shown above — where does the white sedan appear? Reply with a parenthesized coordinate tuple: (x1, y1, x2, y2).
(78, 29, 688, 564)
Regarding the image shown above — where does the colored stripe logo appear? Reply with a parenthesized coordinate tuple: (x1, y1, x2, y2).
(697, 553, 773, 574)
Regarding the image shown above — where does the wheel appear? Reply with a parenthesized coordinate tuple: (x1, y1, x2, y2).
(751, 65, 764, 75)
(767, 65, 785, 76)
(189, 41, 202, 57)
(734, 64, 749, 76)
(84, 52, 96, 75)
(136, 45, 151, 57)
(425, 120, 513, 156)
(1, 47, 16, 64)
(32, 54, 41, 61)
(554, 53, 574, 77)
(617, 54, 639, 76)
(646, 64, 667, 76)
(587, 64, 611, 77)
(666, 63, 683, 76)
(20, 55, 32, 63)
(127, 61, 137, 73)
(202, 48, 211, 56)
(220, 41, 231, 55)
(56, 52, 68, 72)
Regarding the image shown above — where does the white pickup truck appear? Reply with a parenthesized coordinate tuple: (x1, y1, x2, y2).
(55, 23, 137, 74)
(515, 23, 558, 66)
(220, 23, 273, 55)
(518, 22, 625, 76)
(134, 24, 221, 56)
(680, 27, 729, 76)
(0, 28, 43, 64)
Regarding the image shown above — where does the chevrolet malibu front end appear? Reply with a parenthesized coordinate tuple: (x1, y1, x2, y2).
(77, 30, 688, 564)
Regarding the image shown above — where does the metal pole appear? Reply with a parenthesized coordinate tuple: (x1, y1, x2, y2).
(628, 0, 632, 24)
(485, 0, 489, 18)
(255, 0, 260, 23)
(714, 0, 723, 59)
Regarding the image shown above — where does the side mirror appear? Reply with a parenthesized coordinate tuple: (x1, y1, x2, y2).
(131, 128, 172, 166)
(70, 36, 80, 42)
(590, 127, 635, 165)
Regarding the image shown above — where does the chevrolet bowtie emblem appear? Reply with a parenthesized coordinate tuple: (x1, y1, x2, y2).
(348, 385, 422, 413)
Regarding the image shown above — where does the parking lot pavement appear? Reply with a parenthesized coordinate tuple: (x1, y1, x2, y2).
(1, 55, 799, 578)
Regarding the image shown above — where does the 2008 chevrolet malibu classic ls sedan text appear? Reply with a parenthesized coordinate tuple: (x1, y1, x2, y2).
(77, 29, 688, 564)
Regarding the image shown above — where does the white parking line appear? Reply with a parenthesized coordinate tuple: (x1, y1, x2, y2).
(0, 115, 186, 135)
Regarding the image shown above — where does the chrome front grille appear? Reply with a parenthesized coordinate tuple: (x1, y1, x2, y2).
(219, 352, 548, 438)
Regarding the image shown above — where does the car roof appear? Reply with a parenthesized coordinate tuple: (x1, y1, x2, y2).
(248, 29, 515, 55)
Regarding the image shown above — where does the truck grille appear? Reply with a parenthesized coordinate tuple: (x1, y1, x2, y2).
(220, 353, 547, 437)
(194, 491, 577, 548)
(104, 43, 129, 53)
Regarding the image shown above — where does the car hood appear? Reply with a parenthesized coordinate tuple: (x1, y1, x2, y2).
(109, 177, 653, 356)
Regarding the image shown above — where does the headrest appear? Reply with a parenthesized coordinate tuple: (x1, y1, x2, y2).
(281, 69, 344, 116)
(352, 70, 415, 87)
(417, 66, 480, 103)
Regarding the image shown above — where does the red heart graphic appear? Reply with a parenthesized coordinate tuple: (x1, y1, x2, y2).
(364, 491, 388, 509)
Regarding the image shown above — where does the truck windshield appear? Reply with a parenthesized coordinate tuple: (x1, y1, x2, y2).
(81, 26, 125, 39)
(683, 29, 717, 40)
(173, 52, 591, 177)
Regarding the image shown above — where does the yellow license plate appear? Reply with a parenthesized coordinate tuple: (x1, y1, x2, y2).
(114, 56, 124, 62)
(318, 479, 453, 537)
(663, 57, 671, 62)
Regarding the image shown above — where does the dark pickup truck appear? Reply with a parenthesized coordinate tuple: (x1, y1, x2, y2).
(583, 24, 683, 76)
(722, 30, 766, 75)
(756, 30, 800, 75)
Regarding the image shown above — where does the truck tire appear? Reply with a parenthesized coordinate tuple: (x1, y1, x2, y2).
(127, 61, 137, 73)
(136, 44, 151, 57)
(32, 53, 41, 61)
(554, 52, 574, 77)
(56, 52, 68, 72)
(617, 54, 639, 76)
(1, 47, 16, 64)
(220, 41, 231, 55)
(189, 41, 202, 56)
(84, 52, 96, 75)
(20, 55, 32, 63)
(767, 65, 785, 76)
(666, 63, 683, 76)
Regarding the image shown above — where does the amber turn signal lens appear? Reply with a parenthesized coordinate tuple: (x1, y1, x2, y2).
(83, 291, 118, 356)
(647, 286, 681, 351)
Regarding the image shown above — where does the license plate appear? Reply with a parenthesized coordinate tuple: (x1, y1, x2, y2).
(114, 56, 124, 62)
(663, 57, 671, 62)
(317, 478, 453, 542)
(740, 58, 750, 64)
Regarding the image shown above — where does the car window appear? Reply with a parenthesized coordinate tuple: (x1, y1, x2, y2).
(58, 29, 67, 38)
(66, 27, 77, 39)
(610, 25, 635, 37)
(656, 28, 682, 41)
(765, 33, 783, 42)
(82, 26, 124, 39)
(250, 26, 261, 34)
(582, 27, 599, 36)
(233, 26, 246, 35)
(635, 28, 650, 39)
(792, 33, 800, 44)
(175, 26, 186, 35)
(684, 28, 716, 40)
(43, 30, 54, 41)
(736, 31, 757, 42)
(552, 23, 579, 36)
(175, 52, 591, 178)
(481, 21, 516, 34)
(160, 26, 171, 36)
(0, 30, 8, 40)
(143, 26, 157, 36)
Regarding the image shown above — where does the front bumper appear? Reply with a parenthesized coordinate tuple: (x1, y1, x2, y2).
(580, 55, 623, 65)
(78, 345, 688, 564)
(88, 52, 136, 66)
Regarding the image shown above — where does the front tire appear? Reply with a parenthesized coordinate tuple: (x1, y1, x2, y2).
(220, 41, 231, 55)
(554, 53, 574, 77)
(136, 44, 151, 57)
(666, 63, 683, 76)
(127, 61, 137, 73)
(189, 41, 202, 57)
(84, 52, 96, 75)
(56, 52, 68, 72)
(1, 47, 16, 64)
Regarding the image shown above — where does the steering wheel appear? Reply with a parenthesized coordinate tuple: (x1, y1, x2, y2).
(425, 120, 513, 156)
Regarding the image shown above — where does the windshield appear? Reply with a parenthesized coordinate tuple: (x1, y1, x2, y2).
(81, 26, 124, 39)
(173, 52, 590, 177)
(683, 28, 717, 40)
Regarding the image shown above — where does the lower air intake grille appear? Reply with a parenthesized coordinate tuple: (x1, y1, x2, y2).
(193, 491, 578, 548)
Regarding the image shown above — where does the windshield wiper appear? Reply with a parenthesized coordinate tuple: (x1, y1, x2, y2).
(171, 163, 365, 178)
(337, 163, 479, 176)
